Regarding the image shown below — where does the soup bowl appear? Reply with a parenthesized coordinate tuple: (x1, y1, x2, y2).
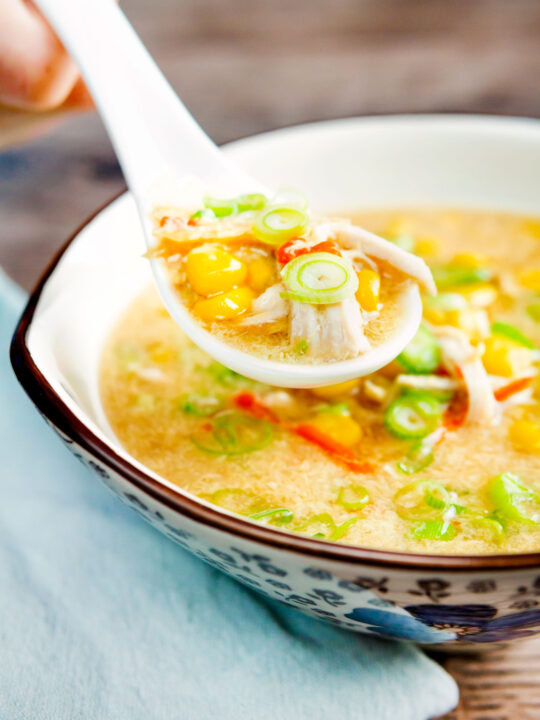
(11, 115, 540, 650)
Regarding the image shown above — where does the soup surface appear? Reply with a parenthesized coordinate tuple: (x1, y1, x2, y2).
(101, 208, 540, 555)
(150, 195, 433, 364)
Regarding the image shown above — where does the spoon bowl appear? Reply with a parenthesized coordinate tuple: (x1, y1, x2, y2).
(35, 0, 425, 387)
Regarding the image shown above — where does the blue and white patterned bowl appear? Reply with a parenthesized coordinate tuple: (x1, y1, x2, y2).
(11, 115, 540, 650)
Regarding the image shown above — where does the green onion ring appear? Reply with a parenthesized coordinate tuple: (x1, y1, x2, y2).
(394, 479, 450, 521)
(492, 321, 536, 349)
(397, 324, 442, 374)
(281, 252, 358, 305)
(329, 517, 360, 541)
(202, 196, 238, 218)
(337, 485, 370, 511)
(432, 265, 492, 289)
(397, 440, 435, 475)
(385, 392, 443, 440)
(235, 193, 267, 212)
(410, 519, 457, 541)
(191, 410, 274, 456)
(488, 472, 540, 524)
(252, 204, 309, 245)
(210, 488, 267, 514)
(178, 393, 224, 417)
(249, 508, 294, 525)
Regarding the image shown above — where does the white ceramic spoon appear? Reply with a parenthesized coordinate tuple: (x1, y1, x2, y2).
(34, 0, 424, 388)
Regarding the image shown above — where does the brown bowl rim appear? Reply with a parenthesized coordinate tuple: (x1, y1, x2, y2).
(10, 189, 540, 572)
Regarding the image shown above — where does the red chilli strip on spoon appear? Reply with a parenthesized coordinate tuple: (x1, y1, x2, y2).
(276, 239, 342, 265)
(233, 391, 373, 473)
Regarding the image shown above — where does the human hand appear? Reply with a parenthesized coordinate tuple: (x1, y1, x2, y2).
(0, 0, 92, 148)
(0, 0, 92, 111)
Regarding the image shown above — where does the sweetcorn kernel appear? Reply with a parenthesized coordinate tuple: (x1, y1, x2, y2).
(312, 379, 361, 398)
(415, 236, 439, 257)
(482, 336, 533, 377)
(148, 344, 176, 364)
(356, 269, 381, 312)
(309, 412, 362, 446)
(385, 217, 414, 238)
(519, 269, 540, 292)
(186, 245, 247, 296)
(509, 419, 540, 453)
(451, 252, 489, 269)
(193, 287, 255, 322)
(446, 308, 489, 343)
(247, 257, 275, 292)
(457, 283, 498, 308)
(522, 219, 540, 239)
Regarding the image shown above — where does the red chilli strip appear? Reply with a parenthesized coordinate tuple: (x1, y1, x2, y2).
(294, 423, 374, 474)
(233, 392, 372, 473)
(494, 376, 534, 403)
(443, 393, 468, 430)
(276, 239, 341, 266)
(233, 392, 282, 424)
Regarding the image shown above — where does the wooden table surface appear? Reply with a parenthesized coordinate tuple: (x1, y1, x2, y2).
(2, 1, 540, 717)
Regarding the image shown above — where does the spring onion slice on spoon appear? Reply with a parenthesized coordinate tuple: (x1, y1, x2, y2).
(281, 252, 359, 304)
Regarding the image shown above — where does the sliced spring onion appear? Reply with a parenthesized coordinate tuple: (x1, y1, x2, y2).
(492, 321, 536, 349)
(115, 342, 142, 368)
(178, 393, 224, 417)
(191, 410, 274, 456)
(206, 362, 242, 386)
(397, 440, 435, 474)
(433, 265, 492, 289)
(235, 193, 267, 212)
(394, 479, 450, 521)
(294, 339, 309, 355)
(135, 394, 156, 411)
(281, 252, 358, 305)
(487, 472, 540, 524)
(388, 234, 415, 252)
(252, 205, 309, 245)
(397, 324, 441, 374)
(410, 520, 457, 541)
(319, 402, 350, 416)
(189, 208, 216, 222)
(210, 488, 267, 515)
(526, 302, 540, 322)
(457, 515, 504, 543)
(385, 393, 443, 440)
(424, 292, 468, 313)
(330, 517, 360, 541)
(295, 513, 336, 539)
(202, 196, 238, 218)
(337, 485, 370, 511)
(249, 507, 294, 525)
(270, 186, 309, 210)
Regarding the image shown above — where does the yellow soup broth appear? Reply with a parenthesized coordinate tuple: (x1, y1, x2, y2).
(101, 209, 540, 554)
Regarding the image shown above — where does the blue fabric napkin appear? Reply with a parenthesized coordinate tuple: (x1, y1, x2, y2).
(0, 268, 457, 720)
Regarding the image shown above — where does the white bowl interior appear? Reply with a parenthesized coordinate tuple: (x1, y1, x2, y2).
(26, 115, 540, 495)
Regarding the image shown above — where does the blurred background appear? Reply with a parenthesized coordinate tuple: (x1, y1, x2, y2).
(1, 0, 540, 290)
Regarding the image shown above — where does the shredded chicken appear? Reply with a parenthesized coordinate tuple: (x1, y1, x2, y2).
(290, 296, 370, 359)
(396, 374, 460, 393)
(238, 283, 289, 327)
(330, 222, 437, 295)
(430, 325, 498, 424)
(363, 377, 392, 404)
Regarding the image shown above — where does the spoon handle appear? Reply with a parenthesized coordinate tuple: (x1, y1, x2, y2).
(34, 0, 247, 200)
